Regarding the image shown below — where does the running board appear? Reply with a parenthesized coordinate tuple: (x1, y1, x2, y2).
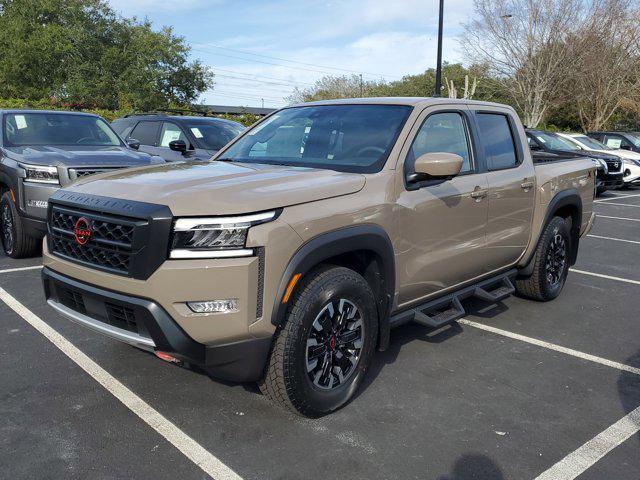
(389, 270, 518, 330)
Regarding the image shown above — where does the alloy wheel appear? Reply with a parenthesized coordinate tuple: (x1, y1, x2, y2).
(545, 233, 566, 286)
(305, 298, 364, 390)
(1, 202, 14, 254)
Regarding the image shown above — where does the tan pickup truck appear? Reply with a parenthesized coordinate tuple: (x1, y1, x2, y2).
(41, 98, 596, 416)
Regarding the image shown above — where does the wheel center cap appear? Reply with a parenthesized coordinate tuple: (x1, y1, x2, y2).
(329, 336, 337, 350)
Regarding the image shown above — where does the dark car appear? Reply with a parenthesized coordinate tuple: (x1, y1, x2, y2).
(526, 129, 623, 194)
(0, 110, 165, 258)
(587, 131, 640, 153)
(111, 113, 246, 162)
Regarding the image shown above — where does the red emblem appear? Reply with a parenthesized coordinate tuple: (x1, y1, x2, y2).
(74, 217, 91, 245)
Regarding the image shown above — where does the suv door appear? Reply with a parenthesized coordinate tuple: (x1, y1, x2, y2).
(128, 121, 161, 156)
(396, 107, 489, 307)
(476, 110, 535, 269)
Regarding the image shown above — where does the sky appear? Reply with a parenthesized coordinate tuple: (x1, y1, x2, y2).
(107, 0, 472, 109)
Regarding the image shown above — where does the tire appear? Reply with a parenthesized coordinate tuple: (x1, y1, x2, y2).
(595, 186, 607, 196)
(1, 192, 39, 258)
(516, 216, 571, 301)
(259, 266, 378, 417)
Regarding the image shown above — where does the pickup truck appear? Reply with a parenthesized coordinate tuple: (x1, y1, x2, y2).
(0, 110, 164, 258)
(40, 98, 596, 417)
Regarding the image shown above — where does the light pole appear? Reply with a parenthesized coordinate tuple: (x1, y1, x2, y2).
(434, 0, 445, 97)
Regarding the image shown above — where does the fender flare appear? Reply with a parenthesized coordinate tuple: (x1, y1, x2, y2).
(271, 225, 395, 350)
(519, 188, 583, 277)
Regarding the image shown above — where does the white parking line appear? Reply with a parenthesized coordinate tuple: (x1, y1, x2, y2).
(0, 287, 242, 480)
(0, 265, 43, 274)
(570, 269, 640, 286)
(458, 319, 640, 376)
(586, 234, 640, 245)
(534, 405, 640, 480)
(595, 201, 640, 208)
(595, 193, 640, 202)
(597, 215, 640, 223)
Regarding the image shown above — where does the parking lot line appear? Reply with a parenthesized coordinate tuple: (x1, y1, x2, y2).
(0, 287, 243, 480)
(534, 405, 640, 480)
(458, 319, 640, 376)
(0, 265, 42, 274)
(596, 215, 640, 223)
(594, 201, 640, 208)
(586, 234, 640, 245)
(595, 193, 640, 203)
(569, 269, 640, 286)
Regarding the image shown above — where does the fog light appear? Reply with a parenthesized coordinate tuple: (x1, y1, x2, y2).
(187, 299, 238, 313)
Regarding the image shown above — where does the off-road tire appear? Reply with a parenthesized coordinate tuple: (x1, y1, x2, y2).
(516, 216, 571, 301)
(1, 192, 39, 258)
(259, 266, 378, 417)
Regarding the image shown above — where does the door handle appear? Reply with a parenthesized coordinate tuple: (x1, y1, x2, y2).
(470, 187, 487, 199)
(521, 181, 534, 189)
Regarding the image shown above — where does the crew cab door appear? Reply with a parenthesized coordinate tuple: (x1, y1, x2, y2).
(474, 110, 535, 269)
(395, 107, 489, 307)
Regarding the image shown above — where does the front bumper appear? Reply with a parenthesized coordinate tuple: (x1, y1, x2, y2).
(42, 267, 272, 382)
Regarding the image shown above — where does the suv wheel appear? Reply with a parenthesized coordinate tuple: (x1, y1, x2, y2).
(1, 192, 39, 258)
(516, 216, 571, 301)
(259, 266, 378, 417)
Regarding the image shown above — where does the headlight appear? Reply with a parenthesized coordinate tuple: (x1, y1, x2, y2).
(170, 210, 278, 259)
(20, 163, 60, 184)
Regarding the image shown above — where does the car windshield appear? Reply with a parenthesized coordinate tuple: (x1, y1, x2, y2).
(625, 133, 640, 147)
(533, 132, 581, 151)
(219, 104, 413, 173)
(573, 135, 612, 150)
(187, 121, 245, 150)
(3, 113, 122, 147)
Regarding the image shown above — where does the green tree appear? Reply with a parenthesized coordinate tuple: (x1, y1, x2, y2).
(0, 0, 212, 110)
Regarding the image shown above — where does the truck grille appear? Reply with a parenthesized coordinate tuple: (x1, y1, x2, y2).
(49, 206, 141, 275)
(68, 167, 123, 180)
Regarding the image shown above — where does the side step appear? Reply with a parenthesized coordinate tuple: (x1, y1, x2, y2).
(389, 270, 518, 330)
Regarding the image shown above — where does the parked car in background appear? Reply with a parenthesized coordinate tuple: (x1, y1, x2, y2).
(0, 110, 165, 258)
(588, 131, 640, 154)
(41, 98, 595, 416)
(526, 129, 623, 194)
(557, 132, 640, 187)
(111, 113, 245, 162)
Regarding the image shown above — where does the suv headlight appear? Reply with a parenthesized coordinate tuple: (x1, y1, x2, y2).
(20, 163, 60, 185)
(170, 210, 278, 259)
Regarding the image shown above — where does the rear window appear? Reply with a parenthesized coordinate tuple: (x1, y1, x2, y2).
(477, 114, 518, 170)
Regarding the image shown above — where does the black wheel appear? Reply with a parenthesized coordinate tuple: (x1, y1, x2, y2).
(595, 186, 607, 196)
(1, 192, 39, 258)
(516, 216, 571, 301)
(259, 266, 378, 417)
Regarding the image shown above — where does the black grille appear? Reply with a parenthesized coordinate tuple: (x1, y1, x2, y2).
(68, 168, 122, 180)
(605, 159, 622, 172)
(105, 303, 138, 333)
(60, 288, 86, 314)
(49, 206, 139, 275)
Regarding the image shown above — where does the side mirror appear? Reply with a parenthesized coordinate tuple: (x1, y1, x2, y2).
(414, 152, 464, 178)
(126, 138, 140, 150)
(169, 139, 188, 154)
(529, 143, 542, 151)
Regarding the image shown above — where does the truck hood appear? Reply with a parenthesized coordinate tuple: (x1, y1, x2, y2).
(64, 160, 366, 216)
(3, 145, 162, 167)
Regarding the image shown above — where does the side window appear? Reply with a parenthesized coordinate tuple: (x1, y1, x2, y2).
(407, 112, 472, 173)
(129, 121, 160, 146)
(159, 122, 189, 148)
(476, 113, 518, 170)
(603, 135, 623, 149)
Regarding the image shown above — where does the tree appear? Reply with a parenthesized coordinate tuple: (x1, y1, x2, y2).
(461, 0, 581, 127)
(0, 0, 213, 110)
(568, 0, 640, 131)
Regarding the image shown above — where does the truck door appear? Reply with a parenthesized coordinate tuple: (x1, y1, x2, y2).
(475, 110, 535, 269)
(396, 108, 489, 307)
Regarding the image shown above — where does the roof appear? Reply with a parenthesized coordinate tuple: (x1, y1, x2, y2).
(120, 114, 244, 126)
(0, 109, 99, 117)
(294, 97, 511, 109)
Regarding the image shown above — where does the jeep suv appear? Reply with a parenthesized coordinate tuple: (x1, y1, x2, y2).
(41, 99, 595, 416)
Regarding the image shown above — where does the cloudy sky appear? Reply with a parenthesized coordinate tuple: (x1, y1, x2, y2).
(107, 0, 471, 108)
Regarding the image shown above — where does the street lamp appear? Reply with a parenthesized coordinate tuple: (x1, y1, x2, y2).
(434, 0, 445, 97)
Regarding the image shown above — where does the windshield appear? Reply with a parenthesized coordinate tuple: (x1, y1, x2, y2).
(532, 132, 581, 151)
(573, 135, 612, 150)
(626, 133, 640, 147)
(219, 104, 412, 173)
(3, 113, 122, 147)
(188, 121, 245, 150)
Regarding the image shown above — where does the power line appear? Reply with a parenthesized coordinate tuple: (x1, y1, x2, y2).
(207, 90, 287, 103)
(212, 67, 316, 87)
(214, 73, 302, 90)
(195, 43, 403, 79)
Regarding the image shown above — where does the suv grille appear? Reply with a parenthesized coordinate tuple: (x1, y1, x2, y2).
(49, 206, 140, 275)
(605, 159, 622, 172)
